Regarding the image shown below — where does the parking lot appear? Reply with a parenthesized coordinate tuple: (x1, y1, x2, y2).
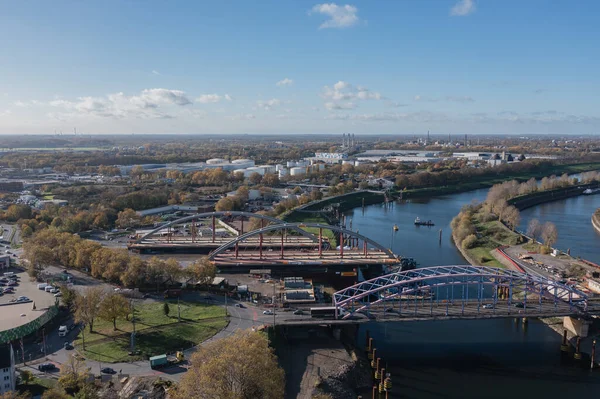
(0, 269, 59, 332)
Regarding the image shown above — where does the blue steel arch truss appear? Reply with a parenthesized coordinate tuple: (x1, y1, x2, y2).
(333, 266, 590, 319)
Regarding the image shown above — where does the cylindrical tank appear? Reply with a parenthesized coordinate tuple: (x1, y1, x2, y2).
(278, 169, 288, 178)
(286, 161, 296, 168)
(354, 161, 361, 167)
(342, 160, 353, 165)
(275, 164, 284, 171)
(206, 158, 227, 165)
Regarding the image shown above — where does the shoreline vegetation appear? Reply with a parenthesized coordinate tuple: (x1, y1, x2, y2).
(593, 209, 600, 234)
(449, 172, 600, 267)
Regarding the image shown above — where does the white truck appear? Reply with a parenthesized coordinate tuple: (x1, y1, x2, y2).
(58, 325, 67, 337)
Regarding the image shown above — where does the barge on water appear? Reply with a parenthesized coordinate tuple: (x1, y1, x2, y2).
(414, 217, 435, 226)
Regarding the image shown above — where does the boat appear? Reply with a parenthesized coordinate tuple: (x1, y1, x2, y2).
(393, 224, 399, 231)
(414, 217, 435, 226)
(583, 188, 600, 195)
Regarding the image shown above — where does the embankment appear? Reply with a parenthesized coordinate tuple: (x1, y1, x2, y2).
(509, 182, 600, 211)
(592, 209, 600, 234)
(400, 162, 600, 200)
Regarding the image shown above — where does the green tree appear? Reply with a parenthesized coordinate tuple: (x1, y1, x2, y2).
(163, 302, 170, 317)
(59, 284, 78, 311)
(176, 330, 284, 399)
(20, 370, 33, 385)
(41, 388, 70, 399)
(188, 257, 216, 286)
(98, 292, 130, 330)
(58, 354, 89, 395)
(74, 287, 104, 333)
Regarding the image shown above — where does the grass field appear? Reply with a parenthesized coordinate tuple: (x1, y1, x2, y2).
(18, 377, 57, 397)
(282, 212, 337, 244)
(459, 210, 524, 268)
(74, 301, 227, 363)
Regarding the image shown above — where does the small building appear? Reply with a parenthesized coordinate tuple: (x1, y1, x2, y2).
(0, 255, 10, 270)
(587, 279, 600, 295)
(0, 344, 16, 395)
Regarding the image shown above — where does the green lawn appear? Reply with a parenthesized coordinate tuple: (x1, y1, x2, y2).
(19, 377, 57, 397)
(74, 301, 227, 363)
(282, 212, 337, 243)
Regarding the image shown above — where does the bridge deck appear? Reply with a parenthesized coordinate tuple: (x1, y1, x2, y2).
(212, 249, 399, 266)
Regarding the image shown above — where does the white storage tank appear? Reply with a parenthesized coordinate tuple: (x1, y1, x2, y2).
(247, 166, 266, 176)
(342, 160, 353, 165)
(260, 165, 277, 174)
(290, 167, 306, 176)
(286, 161, 296, 168)
(275, 164, 284, 171)
(278, 169, 288, 178)
(354, 160, 361, 167)
(207, 158, 227, 165)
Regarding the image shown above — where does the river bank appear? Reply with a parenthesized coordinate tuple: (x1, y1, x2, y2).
(593, 209, 600, 234)
(276, 325, 372, 399)
(399, 162, 600, 199)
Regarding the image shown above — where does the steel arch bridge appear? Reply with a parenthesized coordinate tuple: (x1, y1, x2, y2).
(333, 266, 594, 320)
(134, 211, 291, 244)
(207, 222, 399, 265)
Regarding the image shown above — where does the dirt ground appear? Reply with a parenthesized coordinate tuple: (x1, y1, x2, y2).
(276, 328, 355, 399)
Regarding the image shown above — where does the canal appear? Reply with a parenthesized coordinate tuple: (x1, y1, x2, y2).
(344, 187, 600, 398)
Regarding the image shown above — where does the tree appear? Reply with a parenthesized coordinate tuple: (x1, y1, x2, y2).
(215, 197, 235, 212)
(188, 257, 216, 286)
(58, 354, 90, 395)
(0, 393, 31, 399)
(20, 370, 33, 385)
(541, 221, 558, 248)
(262, 173, 279, 187)
(502, 206, 521, 231)
(4, 204, 32, 221)
(59, 284, 78, 311)
(41, 388, 70, 399)
(527, 218, 542, 242)
(493, 199, 509, 221)
(176, 330, 284, 399)
(74, 287, 104, 333)
(248, 172, 263, 186)
(98, 292, 130, 330)
(164, 302, 170, 317)
(116, 208, 141, 229)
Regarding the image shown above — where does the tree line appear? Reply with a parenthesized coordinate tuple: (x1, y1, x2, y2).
(23, 229, 215, 289)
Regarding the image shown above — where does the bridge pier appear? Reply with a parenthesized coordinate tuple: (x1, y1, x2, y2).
(563, 316, 590, 338)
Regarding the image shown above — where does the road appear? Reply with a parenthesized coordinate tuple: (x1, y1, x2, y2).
(17, 296, 313, 382)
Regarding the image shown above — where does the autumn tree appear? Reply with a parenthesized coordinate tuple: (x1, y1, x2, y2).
(116, 208, 141, 228)
(541, 221, 558, 248)
(0, 393, 31, 399)
(262, 173, 280, 187)
(527, 218, 542, 242)
(188, 257, 216, 285)
(98, 292, 130, 330)
(248, 172, 263, 186)
(58, 354, 90, 395)
(74, 287, 105, 333)
(502, 206, 521, 231)
(41, 388, 70, 399)
(176, 330, 284, 399)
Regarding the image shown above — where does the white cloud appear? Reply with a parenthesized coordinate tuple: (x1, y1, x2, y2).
(151, 70, 161, 76)
(325, 101, 355, 110)
(256, 98, 281, 111)
(231, 113, 256, 120)
(450, 0, 476, 16)
(414, 95, 474, 103)
(276, 78, 294, 87)
(0, 109, 12, 117)
(310, 3, 360, 29)
(48, 88, 192, 119)
(196, 94, 223, 103)
(224, 94, 233, 101)
(322, 81, 385, 110)
(14, 101, 27, 107)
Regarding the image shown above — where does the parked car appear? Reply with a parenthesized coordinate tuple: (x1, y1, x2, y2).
(293, 309, 305, 315)
(101, 367, 116, 374)
(7, 281, 17, 286)
(234, 303, 245, 308)
(514, 302, 526, 308)
(263, 310, 274, 315)
(38, 363, 57, 372)
(54, 292, 62, 297)
(483, 304, 494, 309)
(64, 342, 74, 350)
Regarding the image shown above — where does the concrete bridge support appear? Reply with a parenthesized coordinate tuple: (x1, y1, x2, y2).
(563, 316, 591, 338)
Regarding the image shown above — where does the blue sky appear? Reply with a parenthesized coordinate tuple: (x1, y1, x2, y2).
(0, 0, 598, 135)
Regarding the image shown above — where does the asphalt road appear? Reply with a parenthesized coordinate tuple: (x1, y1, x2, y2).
(17, 296, 313, 382)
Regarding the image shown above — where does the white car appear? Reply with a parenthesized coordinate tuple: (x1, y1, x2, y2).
(482, 304, 494, 309)
(263, 310, 274, 315)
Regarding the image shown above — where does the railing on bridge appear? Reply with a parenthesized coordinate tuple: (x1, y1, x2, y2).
(207, 222, 399, 264)
(333, 266, 592, 320)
